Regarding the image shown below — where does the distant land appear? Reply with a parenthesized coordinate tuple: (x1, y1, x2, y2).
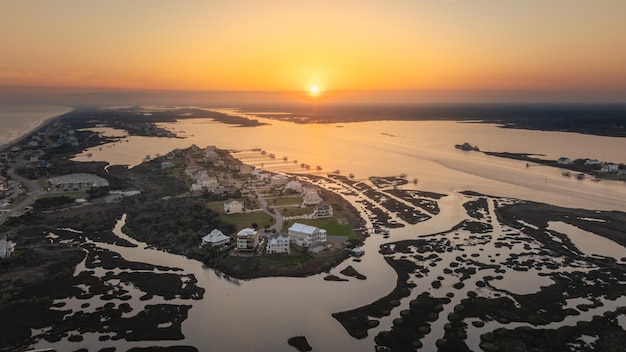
(235, 103, 626, 137)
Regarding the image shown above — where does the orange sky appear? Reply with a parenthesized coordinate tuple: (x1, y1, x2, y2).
(1, 0, 626, 103)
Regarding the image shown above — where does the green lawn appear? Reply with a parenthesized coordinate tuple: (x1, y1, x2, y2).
(206, 200, 274, 230)
(267, 195, 302, 207)
(279, 205, 314, 217)
(261, 246, 311, 266)
(283, 212, 356, 239)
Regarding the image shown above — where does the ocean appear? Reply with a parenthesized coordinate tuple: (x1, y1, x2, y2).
(0, 104, 72, 148)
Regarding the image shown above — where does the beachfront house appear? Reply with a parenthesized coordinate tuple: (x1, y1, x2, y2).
(0, 235, 16, 258)
(557, 157, 571, 165)
(302, 188, 322, 205)
(271, 174, 289, 186)
(266, 233, 291, 254)
(601, 163, 619, 173)
(285, 180, 302, 193)
(224, 199, 244, 214)
(236, 228, 259, 251)
(201, 229, 231, 247)
(288, 223, 327, 248)
(239, 164, 254, 175)
(314, 202, 333, 218)
(251, 169, 270, 182)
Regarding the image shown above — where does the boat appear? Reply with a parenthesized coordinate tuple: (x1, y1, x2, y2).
(349, 173, 355, 179)
(316, 166, 322, 171)
(87, 152, 93, 157)
(269, 153, 275, 159)
(351, 248, 365, 256)
(455, 142, 479, 151)
(576, 173, 585, 180)
(283, 156, 288, 161)
(562, 171, 571, 177)
(143, 155, 151, 162)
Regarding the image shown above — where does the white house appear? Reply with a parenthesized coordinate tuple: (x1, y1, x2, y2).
(302, 188, 322, 205)
(314, 202, 333, 218)
(236, 228, 258, 251)
(266, 233, 291, 254)
(239, 164, 254, 175)
(584, 159, 600, 166)
(557, 157, 571, 165)
(285, 180, 302, 193)
(201, 229, 231, 247)
(0, 235, 16, 258)
(271, 174, 289, 186)
(251, 169, 270, 181)
(601, 163, 619, 173)
(201, 177, 220, 191)
(224, 199, 244, 214)
(288, 223, 327, 248)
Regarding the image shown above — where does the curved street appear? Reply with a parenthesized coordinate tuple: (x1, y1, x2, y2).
(0, 157, 43, 224)
(254, 189, 283, 232)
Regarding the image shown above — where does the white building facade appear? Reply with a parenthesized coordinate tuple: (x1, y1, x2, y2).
(201, 229, 231, 247)
(288, 223, 327, 248)
(266, 233, 291, 254)
(236, 228, 259, 251)
(224, 199, 244, 214)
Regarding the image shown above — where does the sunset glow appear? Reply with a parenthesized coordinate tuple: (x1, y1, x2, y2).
(309, 85, 320, 97)
(1, 1, 626, 103)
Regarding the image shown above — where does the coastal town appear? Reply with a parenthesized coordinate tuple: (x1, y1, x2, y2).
(0, 112, 367, 277)
(1, 107, 626, 352)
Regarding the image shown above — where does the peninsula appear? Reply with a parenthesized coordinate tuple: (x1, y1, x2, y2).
(1, 106, 626, 352)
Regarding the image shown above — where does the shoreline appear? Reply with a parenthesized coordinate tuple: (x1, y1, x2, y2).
(0, 107, 74, 151)
(3, 109, 626, 351)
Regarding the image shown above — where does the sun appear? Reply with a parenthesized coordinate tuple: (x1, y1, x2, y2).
(309, 84, 320, 97)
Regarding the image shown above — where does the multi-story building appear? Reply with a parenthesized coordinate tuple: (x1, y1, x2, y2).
(288, 223, 326, 248)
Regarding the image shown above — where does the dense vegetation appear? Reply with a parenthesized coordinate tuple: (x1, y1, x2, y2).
(123, 197, 236, 252)
(32, 195, 76, 210)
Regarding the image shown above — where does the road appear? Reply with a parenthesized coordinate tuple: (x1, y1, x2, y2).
(255, 190, 284, 232)
(0, 157, 43, 224)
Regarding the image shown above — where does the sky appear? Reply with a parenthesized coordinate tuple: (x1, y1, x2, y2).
(1, 0, 626, 104)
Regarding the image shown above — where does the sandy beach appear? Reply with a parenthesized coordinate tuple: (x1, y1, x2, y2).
(0, 105, 73, 151)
